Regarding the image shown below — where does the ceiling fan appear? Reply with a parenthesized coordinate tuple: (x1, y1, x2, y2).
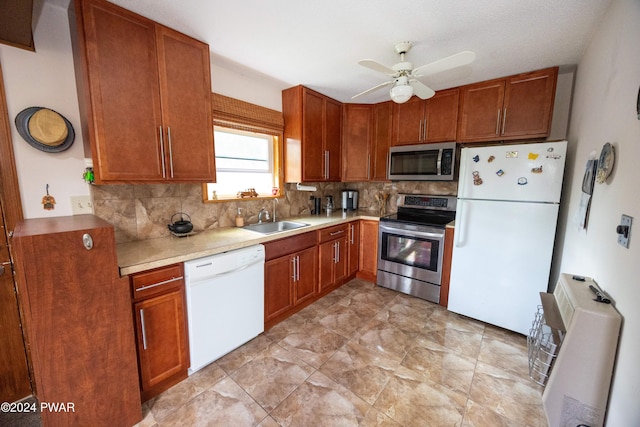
(353, 41, 476, 104)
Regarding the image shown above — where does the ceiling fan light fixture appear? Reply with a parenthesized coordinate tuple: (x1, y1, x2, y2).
(390, 82, 413, 103)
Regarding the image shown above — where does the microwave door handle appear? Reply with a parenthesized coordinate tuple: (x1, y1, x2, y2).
(437, 149, 443, 176)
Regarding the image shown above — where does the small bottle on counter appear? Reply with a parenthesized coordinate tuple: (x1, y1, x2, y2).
(235, 208, 244, 227)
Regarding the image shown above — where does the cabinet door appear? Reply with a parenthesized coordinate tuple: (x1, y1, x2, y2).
(81, 0, 164, 181)
(501, 68, 557, 139)
(347, 221, 360, 276)
(359, 220, 379, 279)
(334, 237, 349, 285)
(391, 97, 425, 145)
(318, 240, 335, 294)
(135, 289, 189, 395)
(371, 101, 392, 181)
(457, 79, 505, 142)
(325, 98, 343, 181)
(342, 104, 372, 181)
(425, 88, 459, 142)
(264, 256, 294, 321)
(302, 89, 325, 181)
(294, 246, 317, 305)
(157, 27, 216, 181)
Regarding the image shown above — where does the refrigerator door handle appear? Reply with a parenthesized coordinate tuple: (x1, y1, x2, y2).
(455, 200, 467, 248)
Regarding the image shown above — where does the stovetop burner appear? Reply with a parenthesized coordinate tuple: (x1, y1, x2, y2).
(381, 194, 456, 228)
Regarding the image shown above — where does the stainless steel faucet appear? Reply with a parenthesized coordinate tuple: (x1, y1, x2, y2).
(272, 198, 278, 222)
(258, 208, 270, 223)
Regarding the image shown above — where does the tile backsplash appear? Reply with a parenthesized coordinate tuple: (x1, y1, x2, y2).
(92, 181, 457, 243)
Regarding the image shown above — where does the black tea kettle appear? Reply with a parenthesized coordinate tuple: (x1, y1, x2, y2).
(168, 212, 193, 236)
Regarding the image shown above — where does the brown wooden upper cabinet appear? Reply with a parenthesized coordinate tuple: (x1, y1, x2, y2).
(457, 67, 558, 142)
(283, 86, 342, 182)
(391, 88, 459, 146)
(341, 102, 392, 182)
(70, 0, 215, 183)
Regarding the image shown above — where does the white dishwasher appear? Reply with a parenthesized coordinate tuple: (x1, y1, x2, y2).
(184, 244, 265, 374)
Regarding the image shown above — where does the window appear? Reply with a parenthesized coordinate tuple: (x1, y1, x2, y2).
(206, 127, 279, 199)
(203, 93, 284, 202)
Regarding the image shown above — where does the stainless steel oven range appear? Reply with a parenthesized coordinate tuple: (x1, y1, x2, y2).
(377, 194, 456, 303)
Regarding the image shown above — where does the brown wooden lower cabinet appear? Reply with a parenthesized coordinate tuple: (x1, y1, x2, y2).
(318, 224, 349, 295)
(347, 221, 359, 278)
(264, 232, 318, 329)
(12, 215, 141, 426)
(357, 220, 379, 282)
(130, 263, 189, 402)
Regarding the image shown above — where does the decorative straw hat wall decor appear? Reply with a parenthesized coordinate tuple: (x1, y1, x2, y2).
(15, 107, 75, 152)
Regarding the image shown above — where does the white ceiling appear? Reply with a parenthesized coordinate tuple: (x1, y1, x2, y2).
(80, 0, 613, 103)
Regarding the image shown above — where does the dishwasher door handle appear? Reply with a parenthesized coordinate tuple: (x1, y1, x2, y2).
(192, 258, 264, 283)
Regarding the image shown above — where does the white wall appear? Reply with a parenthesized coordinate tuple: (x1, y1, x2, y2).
(555, 0, 640, 424)
(0, 2, 89, 218)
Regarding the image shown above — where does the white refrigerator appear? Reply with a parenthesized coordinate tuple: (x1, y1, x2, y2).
(448, 140, 567, 335)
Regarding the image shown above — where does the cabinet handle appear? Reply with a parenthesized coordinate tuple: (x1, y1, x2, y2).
(168, 126, 174, 178)
(324, 151, 329, 179)
(501, 108, 507, 135)
(140, 309, 148, 350)
(495, 109, 501, 135)
(422, 119, 427, 141)
(350, 224, 355, 244)
(330, 229, 345, 236)
(296, 255, 300, 282)
(291, 256, 298, 282)
(159, 126, 166, 178)
(135, 276, 184, 292)
(336, 241, 340, 263)
(366, 154, 370, 179)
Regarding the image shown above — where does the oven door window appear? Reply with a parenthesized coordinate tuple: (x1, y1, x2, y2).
(380, 231, 440, 271)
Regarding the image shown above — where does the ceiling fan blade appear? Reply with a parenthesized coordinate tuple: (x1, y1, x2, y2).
(352, 81, 393, 99)
(412, 51, 476, 77)
(409, 80, 435, 99)
(358, 59, 397, 76)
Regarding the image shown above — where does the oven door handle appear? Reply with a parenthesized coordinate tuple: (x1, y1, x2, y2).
(379, 223, 445, 241)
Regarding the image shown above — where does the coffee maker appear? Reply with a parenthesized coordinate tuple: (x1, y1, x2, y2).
(341, 190, 359, 211)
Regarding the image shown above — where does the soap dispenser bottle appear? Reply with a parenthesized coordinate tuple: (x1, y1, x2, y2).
(235, 208, 244, 227)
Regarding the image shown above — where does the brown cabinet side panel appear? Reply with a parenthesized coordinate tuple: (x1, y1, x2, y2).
(13, 218, 141, 426)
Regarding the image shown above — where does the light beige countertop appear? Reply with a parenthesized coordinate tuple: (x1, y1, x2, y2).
(117, 211, 381, 276)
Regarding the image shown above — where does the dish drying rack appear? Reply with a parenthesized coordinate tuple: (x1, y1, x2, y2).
(527, 274, 621, 427)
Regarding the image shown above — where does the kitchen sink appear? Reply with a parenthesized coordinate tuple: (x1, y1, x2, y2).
(243, 220, 310, 234)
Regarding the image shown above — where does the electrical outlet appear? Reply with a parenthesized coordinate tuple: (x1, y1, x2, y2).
(71, 195, 93, 215)
(617, 214, 632, 248)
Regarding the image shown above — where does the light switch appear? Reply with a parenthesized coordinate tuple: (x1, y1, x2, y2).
(616, 214, 632, 248)
(71, 195, 93, 215)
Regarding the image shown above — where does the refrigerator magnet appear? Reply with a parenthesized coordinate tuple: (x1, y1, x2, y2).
(496, 169, 505, 177)
(488, 155, 495, 163)
(472, 171, 483, 185)
(531, 166, 543, 174)
(473, 155, 480, 162)
(506, 151, 518, 158)
(528, 152, 539, 160)
(518, 177, 528, 185)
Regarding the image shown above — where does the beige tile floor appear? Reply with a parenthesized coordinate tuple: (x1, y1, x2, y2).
(137, 279, 547, 427)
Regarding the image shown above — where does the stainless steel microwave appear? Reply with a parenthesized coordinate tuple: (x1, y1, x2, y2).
(388, 142, 456, 181)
